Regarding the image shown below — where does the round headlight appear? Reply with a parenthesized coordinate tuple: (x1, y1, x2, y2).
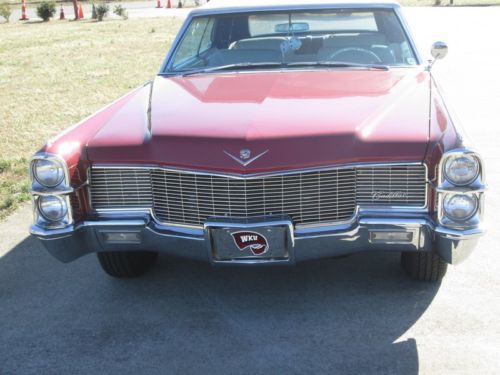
(38, 195, 68, 222)
(443, 154, 479, 186)
(443, 194, 478, 222)
(33, 159, 65, 187)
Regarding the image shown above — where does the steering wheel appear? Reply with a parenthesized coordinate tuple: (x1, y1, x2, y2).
(330, 47, 382, 64)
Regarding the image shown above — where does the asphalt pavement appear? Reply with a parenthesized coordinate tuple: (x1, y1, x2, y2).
(1, 6, 500, 375)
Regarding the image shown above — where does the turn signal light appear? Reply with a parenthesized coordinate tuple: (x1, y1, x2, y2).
(102, 232, 141, 244)
(369, 231, 413, 243)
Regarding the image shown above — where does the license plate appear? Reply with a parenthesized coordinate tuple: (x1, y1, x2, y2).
(210, 225, 290, 261)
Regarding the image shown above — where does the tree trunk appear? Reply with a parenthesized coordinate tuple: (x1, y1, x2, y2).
(72, 0, 78, 19)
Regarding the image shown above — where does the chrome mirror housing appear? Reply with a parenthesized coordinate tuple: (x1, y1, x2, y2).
(431, 41, 448, 60)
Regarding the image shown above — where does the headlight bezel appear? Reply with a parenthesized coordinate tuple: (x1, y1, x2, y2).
(30, 153, 73, 229)
(30, 154, 71, 193)
(442, 193, 478, 222)
(33, 194, 73, 228)
(437, 148, 485, 230)
(32, 158, 65, 188)
(37, 195, 69, 222)
(438, 149, 484, 188)
(443, 153, 480, 187)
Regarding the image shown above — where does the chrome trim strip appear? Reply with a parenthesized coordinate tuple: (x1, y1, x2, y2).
(145, 226, 206, 241)
(394, 6, 423, 65)
(84, 220, 148, 227)
(95, 209, 204, 230)
(90, 161, 426, 179)
(358, 206, 428, 214)
(190, 2, 401, 17)
(359, 218, 429, 226)
(435, 186, 487, 194)
(146, 80, 154, 135)
(29, 187, 74, 196)
(435, 224, 486, 239)
(30, 219, 147, 237)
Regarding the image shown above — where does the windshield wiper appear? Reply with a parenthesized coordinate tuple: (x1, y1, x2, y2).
(286, 61, 390, 70)
(181, 62, 284, 76)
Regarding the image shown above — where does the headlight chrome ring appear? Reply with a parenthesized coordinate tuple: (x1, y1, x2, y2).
(32, 158, 65, 188)
(38, 195, 68, 222)
(443, 194, 478, 222)
(443, 153, 480, 186)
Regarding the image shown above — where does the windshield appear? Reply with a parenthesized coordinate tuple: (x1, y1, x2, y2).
(166, 9, 418, 74)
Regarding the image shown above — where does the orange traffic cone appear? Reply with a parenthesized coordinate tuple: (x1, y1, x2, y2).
(78, 3, 84, 19)
(19, 0, 29, 20)
(59, 5, 65, 20)
(166, 0, 171, 8)
(156, 0, 161, 8)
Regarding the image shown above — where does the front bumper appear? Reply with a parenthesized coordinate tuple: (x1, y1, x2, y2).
(30, 212, 484, 265)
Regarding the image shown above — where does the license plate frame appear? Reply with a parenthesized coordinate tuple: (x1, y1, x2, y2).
(205, 218, 294, 264)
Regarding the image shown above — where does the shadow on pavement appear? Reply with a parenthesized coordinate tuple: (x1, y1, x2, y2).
(0, 235, 440, 374)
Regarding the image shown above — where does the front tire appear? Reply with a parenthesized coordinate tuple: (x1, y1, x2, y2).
(97, 251, 158, 278)
(400, 252, 448, 282)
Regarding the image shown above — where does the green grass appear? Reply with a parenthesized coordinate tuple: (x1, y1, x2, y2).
(0, 17, 182, 218)
(0, 159, 31, 220)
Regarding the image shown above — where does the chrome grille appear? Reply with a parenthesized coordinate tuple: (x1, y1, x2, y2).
(356, 165, 427, 206)
(151, 169, 356, 226)
(89, 164, 427, 227)
(90, 168, 153, 209)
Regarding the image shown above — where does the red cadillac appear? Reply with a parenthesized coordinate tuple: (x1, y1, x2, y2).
(29, 0, 486, 282)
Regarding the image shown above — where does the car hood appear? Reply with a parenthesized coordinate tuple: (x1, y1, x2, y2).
(87, 69, 431, 173)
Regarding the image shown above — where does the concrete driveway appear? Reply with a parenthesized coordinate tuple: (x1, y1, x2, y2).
(1, 6, 500, 375)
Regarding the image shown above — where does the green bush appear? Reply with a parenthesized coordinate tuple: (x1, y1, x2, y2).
(95, 3, 109, 21)
(36, 1, 56, 21)
(113, 4, 128, 19)
(0, 3, 12, 23)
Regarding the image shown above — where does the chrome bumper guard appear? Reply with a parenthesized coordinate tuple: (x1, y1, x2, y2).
(30, 212, 484, 265)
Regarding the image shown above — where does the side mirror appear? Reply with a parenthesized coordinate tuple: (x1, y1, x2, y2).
(431, 41, 448, 60)
(428, 41, 448, 70)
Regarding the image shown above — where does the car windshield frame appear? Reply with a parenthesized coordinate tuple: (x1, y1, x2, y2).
(160, 5, 422, 76)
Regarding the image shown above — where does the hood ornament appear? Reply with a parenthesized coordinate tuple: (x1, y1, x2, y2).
(240, 149, 251, 160)
(224, 149, 269, 167)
